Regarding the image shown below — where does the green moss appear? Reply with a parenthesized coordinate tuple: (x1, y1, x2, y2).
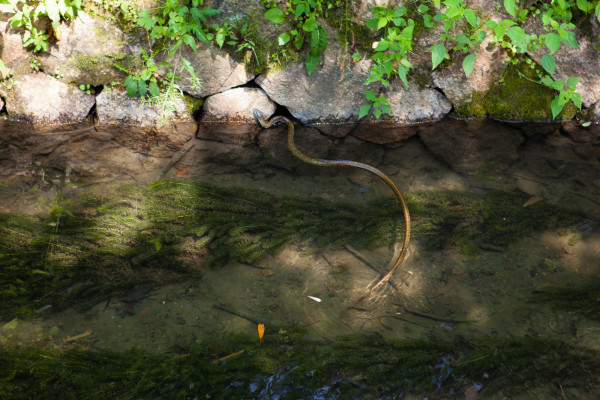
(455, 62, 578, 121)
(69, 53, 127, 85)
(182, 94, 203, 114)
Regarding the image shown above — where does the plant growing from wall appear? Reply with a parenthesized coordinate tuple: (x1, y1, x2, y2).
(358, 0, 600, 120)
(262, 0, 345, 75)
(1, 0, 84, 52)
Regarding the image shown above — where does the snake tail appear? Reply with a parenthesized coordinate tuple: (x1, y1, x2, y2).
(257, 115, 411, 296)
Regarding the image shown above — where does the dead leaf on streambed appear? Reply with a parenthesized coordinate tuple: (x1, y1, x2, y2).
(523, 196, 543, 207)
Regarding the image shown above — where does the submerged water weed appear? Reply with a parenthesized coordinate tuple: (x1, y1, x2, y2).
(0, 181, 583, 319)
(528, 284, 600, 321)
(0, 332, 598, 399)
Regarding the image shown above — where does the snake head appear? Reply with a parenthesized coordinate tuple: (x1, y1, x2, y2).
(253, 110, 266, 126)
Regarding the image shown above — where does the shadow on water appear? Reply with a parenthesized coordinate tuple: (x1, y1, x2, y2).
(1, 118, 600, 398)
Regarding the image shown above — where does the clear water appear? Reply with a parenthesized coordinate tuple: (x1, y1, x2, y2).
(1, 118, 599, 398)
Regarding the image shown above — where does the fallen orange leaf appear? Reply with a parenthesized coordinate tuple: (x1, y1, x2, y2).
(177, 169, 187, 175)
(523, 196, 543, 207)
(258, 323, 265, 343)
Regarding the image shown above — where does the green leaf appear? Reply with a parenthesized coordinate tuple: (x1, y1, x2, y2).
(124, 75, 138, 97)
(138, 9, 156, 30)
(504, 0, 516, 17)
(423, 14, 434, 28)
(303, 17, 318, 32)
(359, 104, 371, 119)
(571, 92, 582, 109)
(138, 79, 146, 97)
(550, 96, 564, 119)
(581, 121, 591, 127)
(365, 91, 376, 101)
(295, 3, 305, 19)
(540, 54, 555, 75)
(310, 25, 328, 55)
(183, 34, 196, 51)
(45, 0, 60, 23)
(576, 0, 589, 12)
(506, 26, 528, 51)
(596, 4, 600, 23)
(566, 76, 579, 88)
(154, 236, 162, 252)
(544, 32, 561, 54)
(462, 53, 476, 77)
(148, 79, 160, 97)
(430, 43, 447, 70)
(305, 52, 319, 75)
(278, 32, 290, 45)
(377, 16, 388, 30)
(418, 4, 429, 13)
(352, 52, 361, 61)
(464, 8, 477, 27)
(294, 32, 304, 50)
(0, 59, 8, 78)
(398, 65, 409, 88)
(264, 7, 284, 23)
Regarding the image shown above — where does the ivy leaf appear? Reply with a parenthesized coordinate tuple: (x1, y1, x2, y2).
(278, 32, 290, 46)
(544, 32, 561, 54)
(138, 9, 156, 30)
(566, 76, 580, 88)
(264, 7, 284, 23)
(540, 54, 555, 75)
(124, 75, 138, 97)
(423, 14, 434, 28)
(430, 43, 447, 70)
(504, 0, 516, 17)
(462, 53, 476, 77)
(358, 104, 371, 119)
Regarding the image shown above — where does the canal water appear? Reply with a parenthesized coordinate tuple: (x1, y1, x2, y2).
(1, 118, 599, 399)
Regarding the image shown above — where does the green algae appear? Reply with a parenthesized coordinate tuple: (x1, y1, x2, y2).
(455, 62, 578, 121)
(529, 283, 600, 321)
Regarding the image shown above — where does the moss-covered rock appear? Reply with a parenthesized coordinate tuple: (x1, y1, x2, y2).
(455, 62, 579, 121)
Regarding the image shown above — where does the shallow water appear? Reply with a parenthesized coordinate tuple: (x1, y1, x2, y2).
(1, 118, 599, 398)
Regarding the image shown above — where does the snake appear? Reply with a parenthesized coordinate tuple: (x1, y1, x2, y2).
(256, 114, 411, 295)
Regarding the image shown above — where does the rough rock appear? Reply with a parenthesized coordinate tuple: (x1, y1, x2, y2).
(47, 135, 165, 177)
(0, 10, 27, 66)
(256, 23, 378, 128)
(527, 15, 600, 107)
(203, 87, 276, 121)
(432, 36, 507, 107)
(95, 89, 196, 157)
(419, 118, 525, 172)
(0, 96, 3, 111)
(197, 87, 276, 146)
(0, 73, 95, 124)
(37, 11, 134, 85)
(179, 42, 255, 97)
(352, 123, 420, 144)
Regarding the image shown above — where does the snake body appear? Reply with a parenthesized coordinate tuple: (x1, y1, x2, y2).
(257, 115, 411, 293)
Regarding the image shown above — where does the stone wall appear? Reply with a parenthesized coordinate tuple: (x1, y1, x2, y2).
(1, 0, 600, 177)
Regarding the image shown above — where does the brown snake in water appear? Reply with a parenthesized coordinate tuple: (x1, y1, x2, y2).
(256, 114, 411, 296)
